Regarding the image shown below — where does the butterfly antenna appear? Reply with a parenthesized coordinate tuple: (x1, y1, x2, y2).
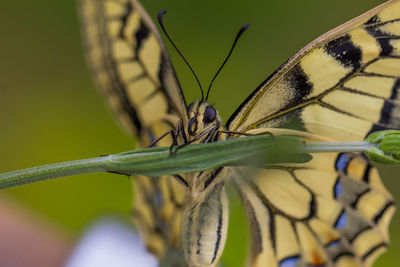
(206, 23, 250, 101)
(158, 10, 204, 101)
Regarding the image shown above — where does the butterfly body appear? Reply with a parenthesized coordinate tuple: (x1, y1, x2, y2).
(170, 100, 229, 267)
(79, 0, 399, 266)
(133, 97, 229, 267)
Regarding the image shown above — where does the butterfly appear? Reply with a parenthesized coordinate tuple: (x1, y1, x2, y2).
(79, 0, 399, 266)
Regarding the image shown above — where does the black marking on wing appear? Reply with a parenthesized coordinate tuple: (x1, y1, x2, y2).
(340, 82, 398, 106)
(324, 35, 362, 69)
(203, 167, 223, 191)
(245, 197, 263, 253)
(350, 188, 370, 208)
(173, 174, 189, 188)
(370, 78, 400, 134)
(390, 78, 400, 100)
(348, 225, 372, 244)
(362, 164, 372, 183)
(113, 90, 143, 132)
(364, 15, 380, 26)
(373, 200, 395, 223)
(288, 65, 313, 104)
(333, 251, 354, 262)
(362, 243, 388, 261)
(281, 65, 313, 110)
(315, 96, 397, 134)
(243, 168, 318, 222)
(247, 179, 311, 221)
(118, 2, 133, 39)
(359, 71, 400, 79)
(211, 196, 224, 263)
(100, 2, 144, 133)
(226, 61, 312, 129)
(365, 18, 395, 57)
(135, 21, 150, 55)
(290, 171, 318, 221)
(166, 178, 186, 208)
(269, 206, 277, 253)
(380, 101, 395, 125)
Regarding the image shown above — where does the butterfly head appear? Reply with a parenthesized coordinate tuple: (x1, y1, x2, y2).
(186, 100, 222, 141)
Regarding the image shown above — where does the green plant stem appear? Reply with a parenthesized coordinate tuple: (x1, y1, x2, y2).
(0, 157, 108, 189)
(0, 135, 377, 190)
(298, 141, 374, 153)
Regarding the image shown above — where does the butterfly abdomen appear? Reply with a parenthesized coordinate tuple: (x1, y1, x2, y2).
(183, 182, 229, 267)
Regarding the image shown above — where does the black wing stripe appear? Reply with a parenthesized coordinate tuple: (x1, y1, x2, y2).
(361, 243, 388, 261)
(324, 35, 362, 69)
(202, 167, 223, 191)
(373, 200, 395, 223)
(365, 19, 396, 56)
(348, 225, 372, 244)
(134, 20, 150, 55)
(211, 197, 224, 263)
(350, 188, 371, 208)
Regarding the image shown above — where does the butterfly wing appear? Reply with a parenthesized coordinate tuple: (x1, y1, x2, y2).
(79, 0, 186, 135)
(79, 0, 187, 259)
(226, 1, 400, 266)
(232, 151, 394, 267)
(227, 0, 399, 140)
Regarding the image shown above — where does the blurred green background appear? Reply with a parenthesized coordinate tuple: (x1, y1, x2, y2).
(0, 0, 398, 266)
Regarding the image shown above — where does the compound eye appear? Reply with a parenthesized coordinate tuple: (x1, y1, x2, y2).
(203, 106, 216, 123)
(188, 117, 198, 135)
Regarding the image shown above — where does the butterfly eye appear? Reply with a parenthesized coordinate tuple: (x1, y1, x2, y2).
(203, 106, 216, 123)
(188, 117, 198, 135)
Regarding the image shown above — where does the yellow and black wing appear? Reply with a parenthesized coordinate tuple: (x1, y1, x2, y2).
(232, 150, 394, 267)
(79, 0, 187, 259)
(227, 0, 399, 140)
(226, 1, 399, 266)
(79, 0, 186, 136)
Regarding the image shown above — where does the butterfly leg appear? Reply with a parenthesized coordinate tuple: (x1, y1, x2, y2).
(170, 119, 188, 154)
(148, 130, 174, 147)
(171, 124, 219, 154)
(148, 119, 187, 151)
